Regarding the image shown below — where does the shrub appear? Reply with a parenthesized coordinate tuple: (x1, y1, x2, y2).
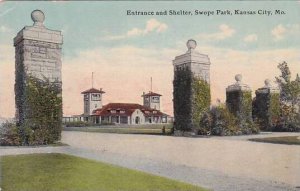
(173, 67, 210, 131)
(64, 121, 92, 127)
(63, 121, 115, 127)
(274, 62, 300, 132)
(199, 104, 259, 136)
(21, 76, 62, 145)
(0, 122, 21, 146)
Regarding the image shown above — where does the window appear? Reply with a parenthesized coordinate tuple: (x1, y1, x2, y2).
(153, 111, 157, 114)
(84, 94, 89, 101)
(111, 110, 116, 113)
(120, 110, 125, 114)
(91, 93, 101, 101)
(152, 96, 159, 103)
(95, 104, 97, 108)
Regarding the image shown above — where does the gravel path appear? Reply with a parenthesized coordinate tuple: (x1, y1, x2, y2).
(1, 131, 300, 191)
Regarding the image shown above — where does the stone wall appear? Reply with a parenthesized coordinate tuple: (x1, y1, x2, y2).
(14, 10, 63, 125)
(173, 39, 211, 132)
(252, 80, 280, 130)
(226, 75, 252, 120)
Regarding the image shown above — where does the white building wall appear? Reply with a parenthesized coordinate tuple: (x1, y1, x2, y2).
(83, 93, 103, 116)
(130, 109, 145, 124)
(89, 93, 102, 115)
(149, 96, 160, 110)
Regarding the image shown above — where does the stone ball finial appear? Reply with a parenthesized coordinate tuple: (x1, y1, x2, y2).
(186, 39, 197, 50)
(31, 10, 45, 26)
(235, 74, 242, 83)
(264, 79, 271, 87)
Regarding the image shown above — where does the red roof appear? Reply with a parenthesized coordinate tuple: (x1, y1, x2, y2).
(92, 103, 168, 117)
(142, 91, 162, 97)
(81, 88, 105, 94)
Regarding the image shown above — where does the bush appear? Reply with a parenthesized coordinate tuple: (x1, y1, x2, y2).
(63, 121, 115, 127)
(21, 76, 62, 145)
(0, 122, 21, 146)
(274, 62, 300, 132)
(199, 104, 259, 136)
(64, 121, 92, 127)
(173, 67, 210, 131)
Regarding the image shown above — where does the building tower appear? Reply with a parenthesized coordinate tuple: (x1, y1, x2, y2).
(142, 92, 162, 110)
(173, 39, 211, 134)
(14, 10, 63, 124)
(81, 88, 105, 117)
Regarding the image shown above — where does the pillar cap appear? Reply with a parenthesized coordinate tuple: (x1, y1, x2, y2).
(226, 74, 251, 92)
(256, 79, 279, 93)
(31, 10, 45, 27)
(186, 39, 197, 50)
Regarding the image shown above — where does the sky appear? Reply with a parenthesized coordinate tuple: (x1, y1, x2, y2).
(0, 1, 300, 118)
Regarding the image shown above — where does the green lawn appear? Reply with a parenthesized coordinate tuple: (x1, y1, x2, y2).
(1, 153, 207, 191)
(249, 136, 300, 145)
(63, 124, 173, 135)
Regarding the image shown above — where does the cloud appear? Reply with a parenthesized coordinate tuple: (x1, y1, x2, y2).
(243, 34, 258, 43)
(0, 25, 11, 33)
(1, 41, 299, 118)
(0, 6, 15, 17)
(271, 24, 287, 41)
(103, 19, 168, 40)
(58, 45, 300, 117)
(197, 24, 236, 41)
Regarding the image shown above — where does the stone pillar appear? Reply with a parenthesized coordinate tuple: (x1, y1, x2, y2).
(253, 79, 280, 130)
(226, 74, 252, 123)
(14, 10, 63, 124)
(173, 39, 211, 134)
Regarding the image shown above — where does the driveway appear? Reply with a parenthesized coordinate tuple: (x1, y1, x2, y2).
(61, 131, 300, 191)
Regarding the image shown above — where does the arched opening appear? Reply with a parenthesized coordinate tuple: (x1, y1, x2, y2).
(135, 116, 140, 124)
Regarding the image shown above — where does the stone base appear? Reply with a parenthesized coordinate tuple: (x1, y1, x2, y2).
(174, 130, 196, 137)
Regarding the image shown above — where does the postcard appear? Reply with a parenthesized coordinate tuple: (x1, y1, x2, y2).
(0, 1, 299, 191)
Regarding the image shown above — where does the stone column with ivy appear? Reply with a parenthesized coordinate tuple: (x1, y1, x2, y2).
(173, 39, 211, 135)
(14, 10, 63, 144)
(226, 74, 254, 132)
(252, 79, 280, 130)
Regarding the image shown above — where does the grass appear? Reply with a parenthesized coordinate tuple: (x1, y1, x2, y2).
(249, 136, 300, 145)
(0, 153, 208, 191)
(63, 124, 173, 135)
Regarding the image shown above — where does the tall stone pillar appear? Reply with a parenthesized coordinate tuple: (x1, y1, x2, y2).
(252, 79, 280, 130)
(173, 39, 211, 135)
(226, 74, 252, 123)
(14, 10, 63, 124)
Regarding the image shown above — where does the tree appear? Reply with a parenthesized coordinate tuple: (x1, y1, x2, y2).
(275, 61, 300, 131)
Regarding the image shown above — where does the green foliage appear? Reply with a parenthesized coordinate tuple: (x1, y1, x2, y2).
(173, 67, 210, 131)
(249, 136, 300, 145)
(269, 93, 281, 127)
(241, 91, 252, 121)
(199, 104, 240, 136)
(173, 68, 193, 131)
(64, 121, 93, 127)
(192, 77, 211, 130)
(21, 76, 62, 145)
(274, 61, 300, 132)
(0, 122, 21, 146)
(1, 153, 207, 191)
(200, 102, 259, 136)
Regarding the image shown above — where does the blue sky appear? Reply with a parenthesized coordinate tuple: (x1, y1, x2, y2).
(0, 1, 300, 117)
(1, 1, 300, 56)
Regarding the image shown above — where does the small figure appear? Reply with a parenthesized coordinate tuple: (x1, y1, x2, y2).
(162, 126, 166, 135)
